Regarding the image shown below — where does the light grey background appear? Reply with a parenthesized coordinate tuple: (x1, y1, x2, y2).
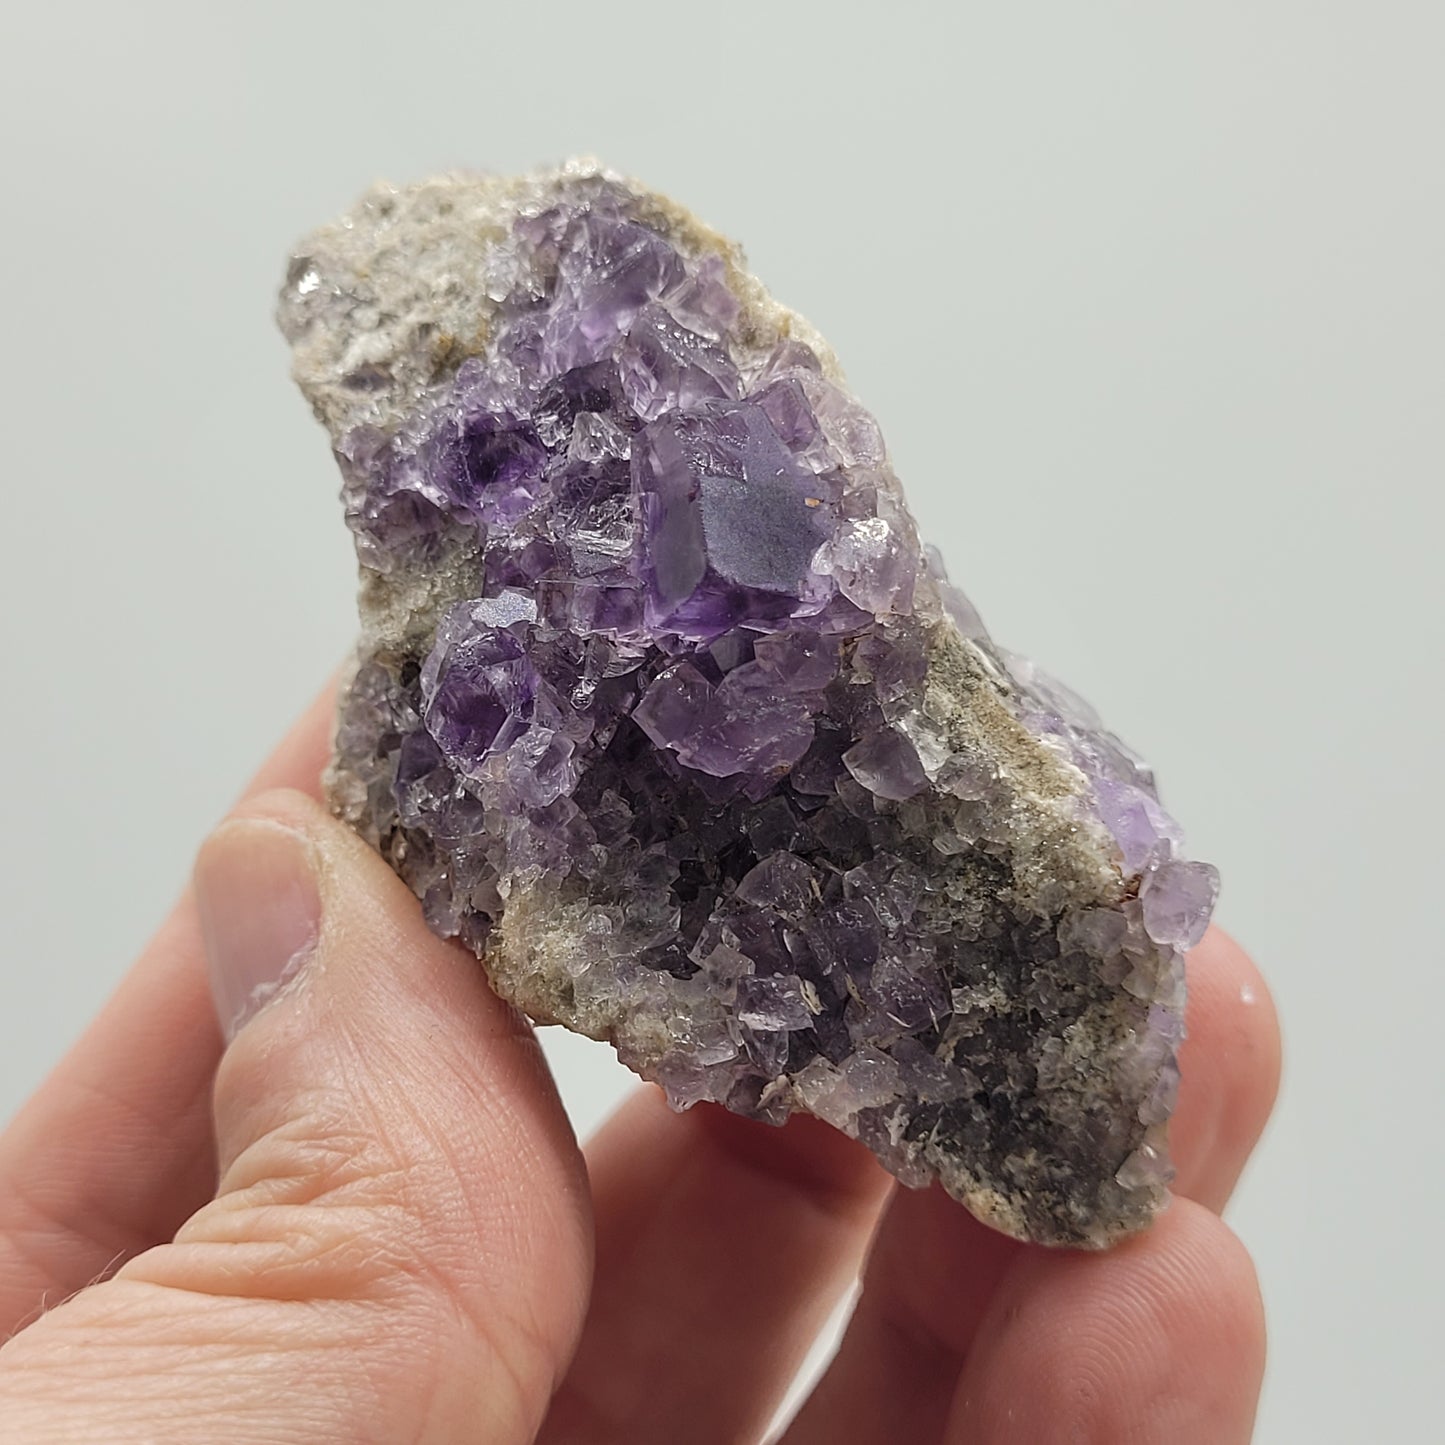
(1, 2, 1439, 1439)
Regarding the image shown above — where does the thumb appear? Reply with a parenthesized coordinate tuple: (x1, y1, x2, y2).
(0, 791, 592, 1444)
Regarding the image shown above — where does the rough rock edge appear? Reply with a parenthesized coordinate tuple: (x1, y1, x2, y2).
(284, 161, 1155, 1245)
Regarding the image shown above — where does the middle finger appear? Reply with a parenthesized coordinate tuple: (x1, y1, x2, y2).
(537, 1092, 891, 1445)
(779, 926, 1280, 1445)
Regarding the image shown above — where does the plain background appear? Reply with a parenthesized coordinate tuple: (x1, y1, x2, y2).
(1, 2, 1439, 1438)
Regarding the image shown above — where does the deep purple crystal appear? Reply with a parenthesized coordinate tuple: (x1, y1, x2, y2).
(633, 399, 836, 637)
(421, 611, 541, 777)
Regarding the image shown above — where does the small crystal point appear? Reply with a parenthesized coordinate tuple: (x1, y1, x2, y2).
(282, 162, 1218, 1247)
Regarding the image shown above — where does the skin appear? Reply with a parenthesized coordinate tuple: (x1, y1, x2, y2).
(0, 685, 1280, 1442)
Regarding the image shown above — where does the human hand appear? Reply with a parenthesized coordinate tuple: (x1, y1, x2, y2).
(0, 686, 1279, 1443)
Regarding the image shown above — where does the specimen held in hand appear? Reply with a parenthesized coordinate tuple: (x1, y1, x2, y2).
(278, 161, 1218, 1248)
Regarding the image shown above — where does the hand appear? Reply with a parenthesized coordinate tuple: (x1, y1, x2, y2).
(0, 686, 1279, 1443)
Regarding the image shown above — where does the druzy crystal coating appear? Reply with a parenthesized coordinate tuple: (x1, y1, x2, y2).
(280, 165, 1219, 1247)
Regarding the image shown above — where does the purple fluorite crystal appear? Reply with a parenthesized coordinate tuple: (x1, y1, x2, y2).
(279, 163, 1219, 1247)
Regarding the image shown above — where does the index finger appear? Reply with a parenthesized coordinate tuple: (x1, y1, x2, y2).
(0, 680, 337, 1335)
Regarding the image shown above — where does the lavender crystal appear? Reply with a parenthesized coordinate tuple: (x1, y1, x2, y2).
(279, 163, 1218, 1247)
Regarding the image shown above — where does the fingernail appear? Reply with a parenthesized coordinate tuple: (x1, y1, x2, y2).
(195, 819, 322, 1042)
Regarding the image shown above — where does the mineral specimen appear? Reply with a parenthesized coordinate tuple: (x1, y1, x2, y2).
(278, 162, 1218, 1247)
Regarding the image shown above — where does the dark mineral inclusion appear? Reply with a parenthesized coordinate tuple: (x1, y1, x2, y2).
(278, 162, 1218, 1247)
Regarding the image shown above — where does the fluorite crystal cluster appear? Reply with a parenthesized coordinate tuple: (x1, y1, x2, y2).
(279, 163, 1218, 1247)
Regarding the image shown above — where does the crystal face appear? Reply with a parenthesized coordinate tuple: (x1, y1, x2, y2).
(279, 164, 1219, 1247)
